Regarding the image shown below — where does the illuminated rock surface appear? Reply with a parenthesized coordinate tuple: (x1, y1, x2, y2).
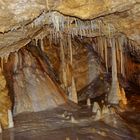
(0, 0, 139, 139)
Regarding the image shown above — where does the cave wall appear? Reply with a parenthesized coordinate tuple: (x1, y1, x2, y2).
(3, 45, 67, 115)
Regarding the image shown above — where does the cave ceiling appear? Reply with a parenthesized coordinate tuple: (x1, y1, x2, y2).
(0, 0, 140, 57)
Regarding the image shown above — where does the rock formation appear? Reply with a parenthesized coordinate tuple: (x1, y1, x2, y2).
(0, 0, 139, 131)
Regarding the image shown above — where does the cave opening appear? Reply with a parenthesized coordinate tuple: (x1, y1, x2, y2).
(0, 2, 140, 140)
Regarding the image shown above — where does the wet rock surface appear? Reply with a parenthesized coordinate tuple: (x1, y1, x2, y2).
(1, 86, 140, 140)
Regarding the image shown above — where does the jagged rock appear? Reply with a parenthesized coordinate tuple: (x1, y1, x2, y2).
(4, 47, 67, 115)
(92, 102, 100, 113)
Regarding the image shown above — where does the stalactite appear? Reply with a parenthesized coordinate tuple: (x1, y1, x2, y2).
(1, 57, 3, 71)
(35, 38, 38, 46)
(60, 35, 67, 88)
(4, 53, 9, 64)
(97, 37, 101, 58)
(67, 17, 70, 32)
(100, 36, 104, 60)
(40, 38, 44, 52)
(116, 39, 121, 73)
(49, 30, 53, 47)
(111, 38, 118, 83)
(68, 35, 73, 65)
(108, 38, 121, 104)
(14, 52, 19, 73)
(118, 37, 125, 78)
(108, 36, 127, 106)
(83, 28, 86, 36)
(92, 102, 100, 113)
(104, 37, 108, 72)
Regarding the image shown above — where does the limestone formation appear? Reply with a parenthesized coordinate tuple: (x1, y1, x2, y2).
(94, 109, 102, 121)
(8, 110, 14, 128)
(87, 98, 91, 106)
(71, 116, 78, 123)
(102, 105, 110, 115)
(0, 1, 139, 60)
(0, 68, 12, 128)
(0, 123, 2, 133)
(0, 0, 139, 132)
(92, 102, 101, 113)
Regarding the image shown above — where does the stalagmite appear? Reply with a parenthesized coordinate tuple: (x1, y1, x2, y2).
(120, 87, 127, 105)
(66, 137, 70, 140)
(104, 37, 108, 72)
(87, 98, 91, 106)
(71, 115, 77, 123)
(108, 38, 121, 104)
(102, 105, 109, 115)
(94, 109, 102, 121)
(8, 110, 14, 128)
(92, 102, 100, 113)
(0, 123, 2, 133)
(71, 76, 78, 104)
(49, 31, 53, 46)
(40, 39, 44, 51)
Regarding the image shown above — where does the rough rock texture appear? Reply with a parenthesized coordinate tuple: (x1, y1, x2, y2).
(0, 69, 11, 128)
(43, 37, 103, 91)
(57, 0, 140, 43)
(4, 46, 67, 115)
(125, 55, 140, 87)
(0, 0, 139, 57)
(78, 76, 110, 101)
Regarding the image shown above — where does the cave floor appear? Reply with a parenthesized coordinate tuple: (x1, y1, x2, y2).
(1, 87, 140, 140)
